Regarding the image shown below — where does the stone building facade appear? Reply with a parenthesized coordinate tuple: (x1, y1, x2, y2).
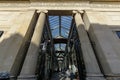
(0, 0, 120, 80)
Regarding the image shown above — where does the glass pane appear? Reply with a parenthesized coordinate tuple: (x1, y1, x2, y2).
(116, 31, 120, 38)
(52, 29, 59, 38)
(55, 44, 60, 50)
(61, 28, 68, 38)
(60, 44, 66, 50)
(49, 15, 72, 38)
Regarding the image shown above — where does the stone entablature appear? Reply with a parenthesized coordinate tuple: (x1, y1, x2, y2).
(0, 1, 120, 11)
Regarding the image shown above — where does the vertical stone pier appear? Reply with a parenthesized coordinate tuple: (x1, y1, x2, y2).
(0, 10, 37, 79)
(74, 12, 106, 80)
(18, 12, 46, 80)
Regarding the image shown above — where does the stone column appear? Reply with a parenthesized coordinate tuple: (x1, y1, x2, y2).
(0, 10, 37, 79)
(18, 12, 46, 80)
(74, 11, 106, 80)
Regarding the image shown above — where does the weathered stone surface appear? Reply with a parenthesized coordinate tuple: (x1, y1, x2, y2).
(86, 77, 106, 80)
(1, 0, 120, 1)
(83, 11, 120, 77)
(107, 77, 120, 80)
(0, 10, 36, 77)
(19, 12, 46, 76)
(74, 12, 105, 79)
(0, 1, 120, 11)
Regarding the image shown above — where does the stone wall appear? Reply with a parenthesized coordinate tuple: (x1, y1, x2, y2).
(0, 8, 120, 80)
(83, 11, 120, 79)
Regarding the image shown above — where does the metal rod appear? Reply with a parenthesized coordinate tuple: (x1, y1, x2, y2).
(59, 16, 61, 36)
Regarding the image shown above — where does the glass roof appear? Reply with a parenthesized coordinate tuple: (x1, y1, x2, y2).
(49, 16, 72, 38)
(48, 15, 72, 53)
(54, 44, 66, 51)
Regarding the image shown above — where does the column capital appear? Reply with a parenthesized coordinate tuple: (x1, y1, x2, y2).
(73, 10, 84, 14)
(37, 10, 48, 14)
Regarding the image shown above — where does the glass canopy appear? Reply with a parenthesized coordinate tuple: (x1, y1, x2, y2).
(48, 16, 72, 51)
(49, 16, 72, 38)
